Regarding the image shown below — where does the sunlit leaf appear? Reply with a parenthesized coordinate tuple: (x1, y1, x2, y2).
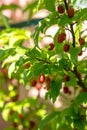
(49, 80, 62, 102)
(38, 111, 58, 130)
(44, 0, 56, 12)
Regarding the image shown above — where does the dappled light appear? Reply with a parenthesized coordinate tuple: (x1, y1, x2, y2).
(0, 0, 87, 130)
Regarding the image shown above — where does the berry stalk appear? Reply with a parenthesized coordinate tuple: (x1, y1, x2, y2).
(64, 0, 76, 47)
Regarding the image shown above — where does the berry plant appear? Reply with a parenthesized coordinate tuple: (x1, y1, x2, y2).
(0, 0, 87, 130)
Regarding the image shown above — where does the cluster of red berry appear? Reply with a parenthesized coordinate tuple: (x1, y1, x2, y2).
(56, 4, 85, 55)
(9, 109, 36, 129)
(30, 74, 50, 91)
(57, 4, 74, 18)
(63, 74, 71, 94)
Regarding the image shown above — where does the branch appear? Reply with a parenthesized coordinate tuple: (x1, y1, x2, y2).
(64, 0, 76, 47)
(72, 67, 87, 89)
(70, 24, 75, 47)
(81, 28, 87, 35)
(64, 0, 68, 10)
(80, 104, 87, 109)
(36, 57, 51, 64)
(0, 18, 44, 30)
(64, 0, 86, 89)
(64, 27, 71, 32)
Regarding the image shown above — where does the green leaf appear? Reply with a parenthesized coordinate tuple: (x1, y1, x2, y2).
(2, 55, 19, 67)
(23, 0, 38, 12)
(59, 57, 71, 70)
(59, 14, 74, 26)
(0, 28, 30, 46)
(4, 127, 13, 130)
(8, 62, 15, 78)
(0, 48, 14, 62)
(54, 31, 64, 54)
(38, 111, 58, 130)
(79, 8, 87, 21)
(0, 13, 9, 28)
(77, 60, 87, 73)
(71, 0, 87, 9)
(73, 92, 87, 111)
(49, 80, 62, 102)
(8, 30, 30, 47)
(33, 27, 40, 46)
(69, 47, 80, 65)
(36, 109, 46, 118)
(44, 0, 56, 12)
(59, 8, 87, 26)
(39, 15, 58, 33)
(75, 22, 82, 43)
(22, 69, 27, 83)
(0, 4, 20, 11)
(66, 72, 77, 86)
(61, 106, 75, 117)
(26, 62, 43, 81)
(2, 102, 15, 121)
(74, 118, 84, 130)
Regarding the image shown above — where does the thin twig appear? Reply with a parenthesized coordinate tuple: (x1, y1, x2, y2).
(64, 27, 71, 32)
(64, 0, 76, 47)
(81, 28, 87, 35)
(72, 67, 86, 89)
(81, 104, 87, 109)
(70, 24, 75, 47)
(36, 57, 51, 64)
(64, 0, 68, 10)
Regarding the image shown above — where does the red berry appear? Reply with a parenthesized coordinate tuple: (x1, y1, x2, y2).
(36, 83, 41, 90)
(79, 37, 85, 45)
(1, 68, 7, 76)
(63, 86, 69, 94)
(63, 44, 70, 52)
(31, 80, 37, 86)
(48, 43, 54, 50)
(78, 50, 82, 56)
(45, 76, 51, 84)
(57, 33, 66, 43)
(67, 8, 74, 18)
(12, 122, 18, 128)
(9, 110, 14, 115)
(25, 62, 31, 68)
(38, 74, 45, 83)
(18, 114, 24, 120)
(57, 5, 65, 14)
(64, 75, 70, 82)
(11, 94, 19, 102)
(45, 76, 51, 90)
(30, 120, 36, 128)
(68, 90, 72, 95)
